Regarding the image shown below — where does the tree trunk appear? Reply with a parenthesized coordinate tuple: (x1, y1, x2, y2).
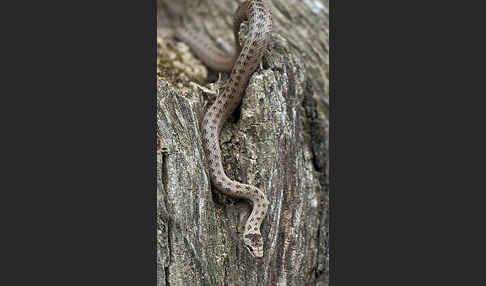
(157, 0, 329, 285)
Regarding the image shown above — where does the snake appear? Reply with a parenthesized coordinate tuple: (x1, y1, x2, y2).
(172, 0, 272, 258)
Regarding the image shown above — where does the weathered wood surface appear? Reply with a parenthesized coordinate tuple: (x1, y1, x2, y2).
(157, 0, 329, 285)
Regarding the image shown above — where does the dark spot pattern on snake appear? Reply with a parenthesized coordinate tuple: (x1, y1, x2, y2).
(178, 0, 271, 258)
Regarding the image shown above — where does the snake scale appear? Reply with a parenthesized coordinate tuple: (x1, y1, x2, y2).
(173, 0, 272, 258)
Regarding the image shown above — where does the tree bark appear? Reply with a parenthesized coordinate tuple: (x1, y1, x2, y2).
(157, 0, 329, 285)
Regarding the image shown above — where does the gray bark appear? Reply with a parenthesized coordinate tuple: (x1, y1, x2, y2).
(157, 0, 329, 285)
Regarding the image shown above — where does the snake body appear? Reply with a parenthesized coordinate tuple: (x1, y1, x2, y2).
(174, 0, 272, 258)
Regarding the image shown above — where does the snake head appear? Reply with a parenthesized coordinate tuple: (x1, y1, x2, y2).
(244, 233, 264, 259)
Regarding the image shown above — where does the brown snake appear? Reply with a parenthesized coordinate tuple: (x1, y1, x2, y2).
(173, 0, 272, 258)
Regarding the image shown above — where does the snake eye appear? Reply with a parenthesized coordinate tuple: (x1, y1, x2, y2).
(245, 245, 254, 257)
